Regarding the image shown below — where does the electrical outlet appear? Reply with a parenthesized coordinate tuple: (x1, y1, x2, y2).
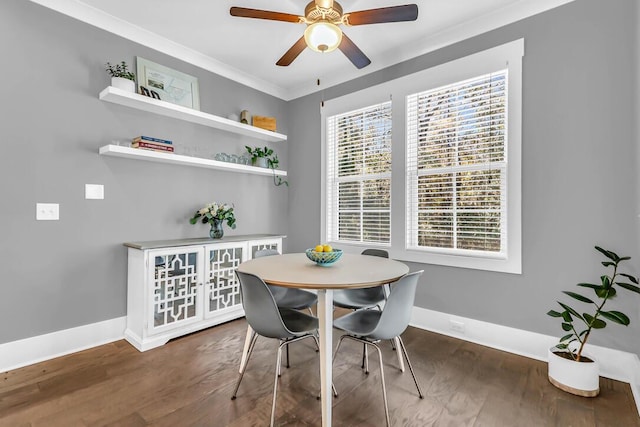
(449, 319, 465, 334)
(85, 184, 104, 200)
(36, 203, 59, 220)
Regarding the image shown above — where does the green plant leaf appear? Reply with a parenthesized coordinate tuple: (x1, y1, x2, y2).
(616, 282, 640, 294)
(579, 329, 589, 337)
(561, 322, 572, 331)
(620, 273, 639, 284)
(556, 343, 568, 350)
(562, 291, 594, 304)
(595, 246, 620, 262)
(601, 275, 611, 288)
(560, 333, 574, 342)
(600, 310, 630, 326)
(561, 311, 572, 322)
(595, 288, 609, 298)
(547, 310, 562, 317)
(601, 261, 615, 267)
(583, 313, 606, 328)
(558, 302, 584, 322)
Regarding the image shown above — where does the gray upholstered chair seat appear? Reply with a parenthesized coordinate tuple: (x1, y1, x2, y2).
(278, 308, 318, 334)
(332, 287, 385, 310)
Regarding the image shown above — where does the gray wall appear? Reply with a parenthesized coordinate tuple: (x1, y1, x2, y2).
(287, 0, 640, 356)
(0, 0, 288, 344)
(2, 0, 638, 359)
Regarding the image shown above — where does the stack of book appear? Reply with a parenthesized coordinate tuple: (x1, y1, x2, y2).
(131, 135, 174, 153)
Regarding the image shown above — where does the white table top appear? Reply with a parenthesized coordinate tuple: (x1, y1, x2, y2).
(237, 253, 409, 289)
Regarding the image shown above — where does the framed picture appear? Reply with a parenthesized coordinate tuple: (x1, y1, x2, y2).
(136, 57, 200, 110)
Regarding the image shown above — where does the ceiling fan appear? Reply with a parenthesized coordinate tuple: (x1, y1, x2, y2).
(230, 0, 418, 69)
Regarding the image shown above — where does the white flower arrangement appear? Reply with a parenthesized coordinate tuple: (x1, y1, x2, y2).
(189, 202, 236, 229)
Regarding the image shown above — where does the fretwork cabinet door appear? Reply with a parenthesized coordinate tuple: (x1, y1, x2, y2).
(246, 238, 283, 259)
(147, 247, 204, 335)
(203, 241, 247, 319)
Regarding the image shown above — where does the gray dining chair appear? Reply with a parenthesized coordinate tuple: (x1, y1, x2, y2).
(332, 248, 400, 372)
(254, 248, 318, 368)
(232, 271, 321, 427)
(255, 249, 318, 314)
(332, 270, 425, 427)
(332, 248, 388, 310)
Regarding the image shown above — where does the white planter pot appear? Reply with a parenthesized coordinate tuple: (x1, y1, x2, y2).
(547, 347, 599, 397)
(252, 157, 269, 168)
(111, 76, 135, 92)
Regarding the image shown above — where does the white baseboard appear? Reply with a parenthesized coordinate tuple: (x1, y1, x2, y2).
(0, 317, 126, 373)
(411, 307, 640, 417)
(2, 310, 638, 418)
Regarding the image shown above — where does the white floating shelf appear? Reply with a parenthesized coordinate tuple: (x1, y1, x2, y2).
(99, 145, 287, 177)
(99, 86, 287, 143)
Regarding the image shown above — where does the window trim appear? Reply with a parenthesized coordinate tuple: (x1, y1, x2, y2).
(322, 39, 523, 273)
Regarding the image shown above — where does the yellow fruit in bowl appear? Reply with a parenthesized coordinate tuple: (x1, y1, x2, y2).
(314, 245, 324, 252)
(323, 244, 333, 252)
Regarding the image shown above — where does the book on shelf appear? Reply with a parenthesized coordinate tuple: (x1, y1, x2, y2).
(131, 141, 174, 152)
(132, 135, 172, 145)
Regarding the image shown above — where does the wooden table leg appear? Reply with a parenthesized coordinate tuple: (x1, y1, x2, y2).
(317, 289, 333, 427)
(239, 324, 253, 373)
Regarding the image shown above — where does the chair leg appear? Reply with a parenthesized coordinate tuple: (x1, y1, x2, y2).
(286, 342, 290, 369)
(370, 342, 390, 427)
(364, 344, 369, 374)
(397, 337, 424, 398)
(312, 335, 338, 398)
(271, 342, 285, 427)
(232, 332, 259, 399)
(239, 325, 256, 373)
(393, 336, 405, 372)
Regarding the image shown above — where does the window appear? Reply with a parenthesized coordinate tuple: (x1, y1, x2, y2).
(406, 71, 507, 256)
(322, 40, 522, 273)
(325, 102, 392, 245)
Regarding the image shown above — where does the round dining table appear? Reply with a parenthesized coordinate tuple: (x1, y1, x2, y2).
(236, 252, 409, 427)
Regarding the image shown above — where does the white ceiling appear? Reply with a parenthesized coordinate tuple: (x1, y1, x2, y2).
(32, 0, 573, 100)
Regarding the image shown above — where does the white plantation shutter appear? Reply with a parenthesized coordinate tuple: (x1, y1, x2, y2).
(327, 101, 392, 244)
(406, 70, 508, 256)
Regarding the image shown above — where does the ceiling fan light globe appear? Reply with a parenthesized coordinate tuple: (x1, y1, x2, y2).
(304, 22, 342, 53)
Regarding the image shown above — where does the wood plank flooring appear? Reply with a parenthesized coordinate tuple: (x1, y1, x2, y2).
(1, 318, 638, 426)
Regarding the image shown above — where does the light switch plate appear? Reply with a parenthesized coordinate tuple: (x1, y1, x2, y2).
(85, 184, 104, 200)
(36, 203, 59, 220)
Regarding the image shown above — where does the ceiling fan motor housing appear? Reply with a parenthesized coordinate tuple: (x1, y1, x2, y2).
(305, 1, 343, 23)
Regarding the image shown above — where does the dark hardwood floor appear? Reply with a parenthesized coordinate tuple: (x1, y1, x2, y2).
(1, 317, 638, 426)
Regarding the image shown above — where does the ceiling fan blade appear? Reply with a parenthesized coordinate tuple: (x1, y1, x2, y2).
(276, 36, 308, 66)
(345, 4, 418, 26)
(230, 7, 303, 23)
(338, 33, 371, 69)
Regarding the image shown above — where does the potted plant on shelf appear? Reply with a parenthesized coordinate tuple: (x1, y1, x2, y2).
(189, 202, 236, 239)
(245, 145, 288, 187)
(546, 246, 640, 397)
(105, 61, 136, 92)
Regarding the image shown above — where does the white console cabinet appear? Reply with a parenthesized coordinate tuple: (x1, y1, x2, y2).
(124, 235, 283, 351)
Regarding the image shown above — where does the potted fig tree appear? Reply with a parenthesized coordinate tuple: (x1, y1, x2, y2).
(547, 246, 640, 397)
(106, 61, 136, 92)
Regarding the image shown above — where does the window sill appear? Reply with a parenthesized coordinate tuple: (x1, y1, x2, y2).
(393, 249, 522, 274)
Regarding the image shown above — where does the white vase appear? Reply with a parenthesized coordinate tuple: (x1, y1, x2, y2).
(547, 347, 599, 397)
(253, 157, 269, 168)
(111, 76, 135, 92)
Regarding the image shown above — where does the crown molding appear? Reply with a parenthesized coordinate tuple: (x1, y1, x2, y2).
(286, 0, 576, 100)
(28, 0, 289, 100)
(30, 0, 575, 101)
